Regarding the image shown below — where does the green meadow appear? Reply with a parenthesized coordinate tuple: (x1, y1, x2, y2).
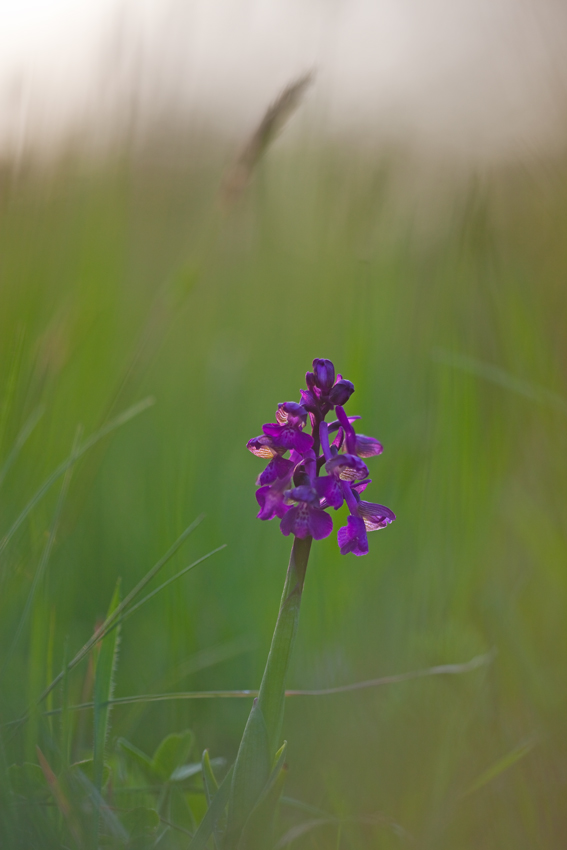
(0, 135, 566, 847)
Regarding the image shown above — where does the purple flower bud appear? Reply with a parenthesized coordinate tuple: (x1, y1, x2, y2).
(337, 516, 369, 556)
(312, 358, 335, 392)
(355, 434, 383, 457)
(305, 371, 317, 392)
(329, 379, 355, 406)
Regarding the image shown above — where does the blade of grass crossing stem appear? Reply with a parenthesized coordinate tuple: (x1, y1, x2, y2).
(93, 581, 122, 795)
(0, 396, 154, 561)
(258, 536, 312, 755)
(226, 698, 271, 845)
(188, 765, 234, 850)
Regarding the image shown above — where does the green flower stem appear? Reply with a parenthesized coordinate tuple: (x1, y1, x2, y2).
(257, 535, 312, 756)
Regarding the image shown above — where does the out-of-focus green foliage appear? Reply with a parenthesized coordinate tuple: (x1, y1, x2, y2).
(0, 136, 566, 847)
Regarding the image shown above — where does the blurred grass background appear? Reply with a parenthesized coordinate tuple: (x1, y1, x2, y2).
(0, 132, 566, 847)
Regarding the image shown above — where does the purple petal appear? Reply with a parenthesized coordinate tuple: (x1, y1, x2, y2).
(257, 456, 294, 486)
(287, 484, 319, 505)
(292, 429, 314, 453)
(247, 435, 279, 458)
(312, 358, 335, 392)
(315, 475, 344, 509)
(307, 506, 333, 540)
(276, 402, 307, 427)
(358, 500, 396, 531)
(329, 379, 355, 407)
(355, 434, 383, 458)
(280, 504, 309, 537)
(337, 516, 368, 556)
(256, 485, 290, 520)
(325, 454, 369, 482)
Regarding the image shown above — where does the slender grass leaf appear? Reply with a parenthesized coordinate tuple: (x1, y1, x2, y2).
(202, 750, 220, 805)
(0, 404, 44, 490)
(0, 425, 81, 680)
(202, 749, 224, 849)
(188, 765, 234, 850)
(226, 699, 271, 844)
(10, 516, 205, 729)
(93, 580, 121, 795)
(0, 396, 155, 561)
(463, 738, 537, 796)
(36, 746, 83, 845)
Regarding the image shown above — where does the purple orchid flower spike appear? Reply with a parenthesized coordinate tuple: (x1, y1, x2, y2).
(246, 359, 395, 555)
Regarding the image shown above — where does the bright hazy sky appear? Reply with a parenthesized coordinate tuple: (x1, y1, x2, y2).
(1, 0, 566, 160)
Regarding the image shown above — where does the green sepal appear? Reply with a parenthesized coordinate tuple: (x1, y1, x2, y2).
(188, 765, 234, 850)
(226, 699, 271, 843)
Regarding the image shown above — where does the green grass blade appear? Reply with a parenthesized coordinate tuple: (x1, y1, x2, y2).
(93, 580, 122, 794)
(103, 545, 227, 635)
(21, 515, 204, 719)
(0, 425, 81, 679)
(202, 751, 219, 804)
(0, 404, 44, 490)
(92, 581, 122, 849)
(0, 396, 155, 561)
(463, 738, 537, 796)
(188, 765, 234, 850)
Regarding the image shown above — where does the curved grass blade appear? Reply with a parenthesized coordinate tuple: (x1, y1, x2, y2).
(187, 765, 234, 850)
(463, 737, 537, 797)
(8, 515, 205, 730)
(93, 581, 121, 793)
(0, 425, 81, 679)
(0, 404, 44, 489)
(0, 396, 155, 561)
(92, 581, 122, 849)
(433, 349, 567, 415)
(5, 651, 494, 725)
